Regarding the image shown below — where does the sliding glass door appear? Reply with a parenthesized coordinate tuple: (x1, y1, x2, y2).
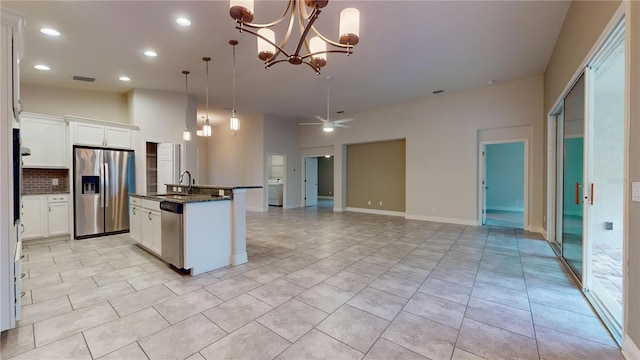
(551, 19, 625, 343)
(584, 20, 625, 340)
(560, 75, 585, 279)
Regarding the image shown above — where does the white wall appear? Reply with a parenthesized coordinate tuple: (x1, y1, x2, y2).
(206, 113, 264, 211)
(299, 75, 544, 229)
(21, 84, 129, 123)
(264, 115, 302, 209)
(128, 88, 197, 195)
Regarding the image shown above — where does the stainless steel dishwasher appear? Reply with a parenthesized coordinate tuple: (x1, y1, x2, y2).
(160, 201, 184, 268)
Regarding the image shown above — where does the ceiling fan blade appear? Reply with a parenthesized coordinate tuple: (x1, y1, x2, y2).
(299, 123, 322, 126)
(314, 115, 328, 123)
(333, 118, 355, 124)
(334, 124, 351, 128)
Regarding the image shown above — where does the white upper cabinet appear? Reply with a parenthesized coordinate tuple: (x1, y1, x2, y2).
(67, 116, 137, 149)
(21, 113, 68, 168)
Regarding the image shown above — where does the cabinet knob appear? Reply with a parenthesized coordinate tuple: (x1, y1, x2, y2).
(148, 212, 152, 220)
(20, 273, 25, 279)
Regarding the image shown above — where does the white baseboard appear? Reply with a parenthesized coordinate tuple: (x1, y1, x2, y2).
(333, 206, 344, 212)
(404, 214, 477, 226)
(486, 206, 524, 212)
(345, 207, 405, 217)
(246, 206, 265, 212)
(623, 335, 640, 360)
(318, 196, 334, 200)
(232, 252, 248, 265)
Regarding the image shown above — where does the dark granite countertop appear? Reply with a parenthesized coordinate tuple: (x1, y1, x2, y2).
(130, 193, 231, 204)
(165, 184, 262, 190)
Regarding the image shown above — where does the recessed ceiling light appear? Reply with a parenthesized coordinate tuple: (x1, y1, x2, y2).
(176, 17, 191, 26)
(40, 28, 60, 37)
(119, 76, 131, 82)
(144, 50, 158, 57)
(34, 64, 50, 71)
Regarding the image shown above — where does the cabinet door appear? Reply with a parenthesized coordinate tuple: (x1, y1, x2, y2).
(21, 116, 67, 168)
(73, 122, 105, 146)
(47, 202, 69, 236)
(105, 127, 132, 149)
(22, 196, 46, 239)
(140, 210, 156, 253)
(150, 210, 162, 255)
(129, 205, 142, 243)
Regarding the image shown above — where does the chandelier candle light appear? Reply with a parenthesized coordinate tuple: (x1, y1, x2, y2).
(182, 70, 192, 141)
(230, 40, 240, 132)
(201, 57, 212, 137)
(229, 0, 360, 74)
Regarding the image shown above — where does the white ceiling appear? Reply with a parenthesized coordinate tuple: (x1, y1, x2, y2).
(3, 1, 570, 125)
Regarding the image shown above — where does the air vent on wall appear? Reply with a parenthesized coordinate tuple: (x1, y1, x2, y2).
(432, 89, 444, 94)
(72, 75, 95, 82)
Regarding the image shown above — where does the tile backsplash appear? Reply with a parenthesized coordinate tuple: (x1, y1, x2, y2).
(22, 168, 69, 195)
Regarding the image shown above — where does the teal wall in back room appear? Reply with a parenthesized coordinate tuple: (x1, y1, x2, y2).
(486, 142, 525, 211)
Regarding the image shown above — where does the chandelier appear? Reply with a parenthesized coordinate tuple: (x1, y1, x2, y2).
(229, 0, 360, 74)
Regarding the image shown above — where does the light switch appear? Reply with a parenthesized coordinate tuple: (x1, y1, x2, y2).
(633, 182, 640, 202)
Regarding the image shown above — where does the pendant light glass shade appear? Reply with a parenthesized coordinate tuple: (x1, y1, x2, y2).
(230, 113, 240, 131)
(339, 8, 360, 45)
(181, 70, 192, 141)
(202, 123, 212, 137)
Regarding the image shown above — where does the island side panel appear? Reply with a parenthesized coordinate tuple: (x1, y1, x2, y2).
(183, 200, 231, 275)
(231, 189, 248, 265)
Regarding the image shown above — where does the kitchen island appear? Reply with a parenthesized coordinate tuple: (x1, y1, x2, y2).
(129, 184, 260, 275)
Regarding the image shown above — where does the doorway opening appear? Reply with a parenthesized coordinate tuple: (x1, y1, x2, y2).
(267, 154, 286, 209)
(479, 140, 527, 229)
(304, 155, 334, 209)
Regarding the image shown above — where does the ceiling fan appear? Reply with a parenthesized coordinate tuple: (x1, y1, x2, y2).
(300, 76, 355, 132)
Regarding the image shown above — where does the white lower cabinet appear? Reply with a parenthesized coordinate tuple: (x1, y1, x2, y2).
(130, 197, 161, 256)
(21, 196, 47, 239)
(22, 194, 70, 240)
(129, 205, 142, 243)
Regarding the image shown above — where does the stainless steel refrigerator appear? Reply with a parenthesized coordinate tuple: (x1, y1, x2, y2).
(73, 147, 135, 239)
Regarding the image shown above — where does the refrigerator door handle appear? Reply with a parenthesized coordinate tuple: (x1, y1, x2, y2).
(99, 162, 105, 208)
(104, 163, 110, 208)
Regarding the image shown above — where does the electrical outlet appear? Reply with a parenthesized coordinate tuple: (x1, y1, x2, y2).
(367, 200, 371, 205)
(51, 178, 59, 186)
(379, 201, 383, 206)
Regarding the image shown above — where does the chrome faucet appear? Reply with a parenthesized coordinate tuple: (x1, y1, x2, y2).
(179, 170, 192, 194)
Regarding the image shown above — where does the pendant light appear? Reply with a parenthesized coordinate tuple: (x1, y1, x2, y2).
(229, 40, 240, 132)
(201, 57, 212, 137)
(182, 70, 192, 141)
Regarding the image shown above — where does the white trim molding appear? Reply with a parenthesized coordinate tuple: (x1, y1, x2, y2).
(346, 207, 404, 217)
(405, 214, 477, 226)
(623, 335, 640, 360)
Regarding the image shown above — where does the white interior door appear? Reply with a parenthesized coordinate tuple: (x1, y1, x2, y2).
(305, 157, 318, 206)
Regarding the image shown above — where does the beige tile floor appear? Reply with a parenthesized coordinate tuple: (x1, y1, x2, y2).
(1, 206, 624, 360)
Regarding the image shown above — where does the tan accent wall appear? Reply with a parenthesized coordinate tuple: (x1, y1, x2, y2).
(627, 0, 640, 350)
(21, 84, 129, 123)
(347, 139, 405, 212)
